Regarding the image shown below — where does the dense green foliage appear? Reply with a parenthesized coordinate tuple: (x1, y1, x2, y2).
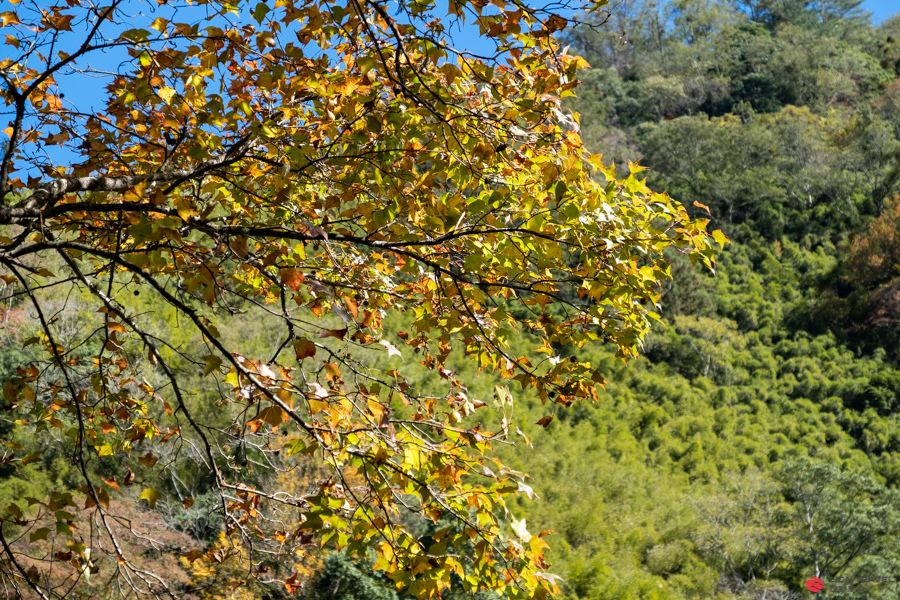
(504, 1, 900, 598)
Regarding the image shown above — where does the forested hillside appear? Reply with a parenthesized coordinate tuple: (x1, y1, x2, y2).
(3, 1, 900, 599)
(505, 1, 900, 598)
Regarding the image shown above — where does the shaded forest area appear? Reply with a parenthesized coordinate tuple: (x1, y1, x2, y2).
(5, 1, 900, 599)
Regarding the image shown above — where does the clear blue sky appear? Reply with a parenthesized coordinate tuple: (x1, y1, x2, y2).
(864, 0, 898, 23)
(15, 0, 900, 123)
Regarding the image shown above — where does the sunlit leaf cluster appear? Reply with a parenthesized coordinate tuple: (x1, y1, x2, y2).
(0, 0, 717, 597)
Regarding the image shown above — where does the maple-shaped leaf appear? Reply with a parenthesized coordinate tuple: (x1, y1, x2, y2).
(259, 405, 289, 430)
(202, 355, 222, 377)
(292, 339, 316, 360)
(281, 268, 304, 292)
(511, 518, 532, 542)
(139, 488, 163, 509)
(138, 452, 158, 467)
(380, 340, 403, 358)
(285, 572, 301, 595)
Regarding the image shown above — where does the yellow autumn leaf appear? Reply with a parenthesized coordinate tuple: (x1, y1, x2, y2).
(158, 86, 176, 104)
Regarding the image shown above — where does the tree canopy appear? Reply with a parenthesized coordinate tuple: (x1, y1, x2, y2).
(0, 0, 718, 598)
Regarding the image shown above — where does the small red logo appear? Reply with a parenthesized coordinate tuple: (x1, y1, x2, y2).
(806, 577, 825, 592)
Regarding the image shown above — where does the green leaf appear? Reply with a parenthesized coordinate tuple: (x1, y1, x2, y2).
(203, 355, 223, 377)
(285, 438, 306, 456)
(5, 503, 22, 519)
(252, 2, 270, 23)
